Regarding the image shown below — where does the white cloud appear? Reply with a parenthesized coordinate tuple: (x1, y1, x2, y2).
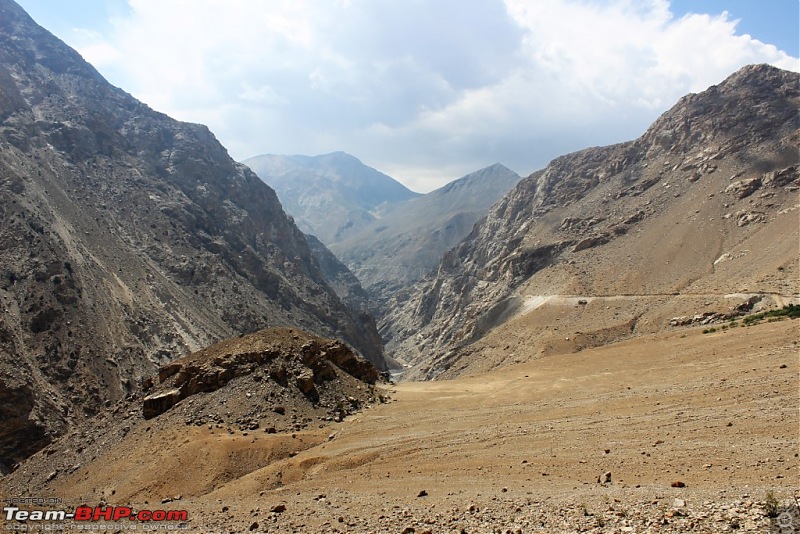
(83, 0, 798, 192)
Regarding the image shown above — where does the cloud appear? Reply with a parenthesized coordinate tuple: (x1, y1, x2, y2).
(77, 0, 798, 192)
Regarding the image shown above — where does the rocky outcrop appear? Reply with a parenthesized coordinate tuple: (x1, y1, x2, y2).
(0, 0, 385, 468)
(384, 64, 799, 379)
(142, 328, 379, 419)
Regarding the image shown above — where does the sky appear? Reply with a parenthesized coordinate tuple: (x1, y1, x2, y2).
(14, 0, 800, 193)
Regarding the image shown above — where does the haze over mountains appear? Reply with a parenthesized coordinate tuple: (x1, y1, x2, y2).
(243, 152, 420, 245)
(329, 163, 521, 302)
(248, 153, 521, 306)
(0, 0, 798, 530)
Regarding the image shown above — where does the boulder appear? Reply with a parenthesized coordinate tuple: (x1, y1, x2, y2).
(142, 389, 182, 419)
(724, 177, 762, 199)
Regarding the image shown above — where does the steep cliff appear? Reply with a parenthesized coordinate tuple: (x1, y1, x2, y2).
(385, 64, 799, 379)
(0, 0, 384, 471)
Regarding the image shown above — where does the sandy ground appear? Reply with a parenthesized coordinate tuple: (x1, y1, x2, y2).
(4, 317, 794, 532)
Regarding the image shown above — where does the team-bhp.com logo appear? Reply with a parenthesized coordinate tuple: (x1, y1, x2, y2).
(4, 505, 188, 525)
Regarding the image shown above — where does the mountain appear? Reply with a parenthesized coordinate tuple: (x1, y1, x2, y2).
(330, 163, 521, 303)
(242, 152, 420, 245)
(384, 64, 799, 379)
(0, 0, 385, 471)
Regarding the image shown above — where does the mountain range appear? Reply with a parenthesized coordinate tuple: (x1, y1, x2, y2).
(383, 63, 799, 378)
(0, 0, 798, 528)
(243, 152, 420, 245)
(246, 153, 521, 308)
(329, 163, 521, 304)
(0, 0, 384, 471)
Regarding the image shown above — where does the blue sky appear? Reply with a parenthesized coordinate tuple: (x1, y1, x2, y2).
(13, 0, 800, 192)
(670, 0, 799, 56)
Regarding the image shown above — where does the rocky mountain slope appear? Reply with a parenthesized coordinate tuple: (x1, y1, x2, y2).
(384, 64, 799, 379)
(243, 151, 420, 245)
(0, 0, 385, 472)
(330, 163, 521, 303)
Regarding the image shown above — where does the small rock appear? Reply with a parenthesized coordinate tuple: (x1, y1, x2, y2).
(417, 490, 428, 497)
(671, 481, 686, 488)
(249, 521, 259, 531)
(271, 504, 286, 513)
(598, 471, 612, 484)
(674, 498, 686, 508)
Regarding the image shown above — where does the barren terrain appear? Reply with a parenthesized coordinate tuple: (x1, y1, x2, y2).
(4, 317, 797, 532)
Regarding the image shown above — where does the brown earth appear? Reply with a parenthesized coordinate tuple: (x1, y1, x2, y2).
(3, 317, 797, 532)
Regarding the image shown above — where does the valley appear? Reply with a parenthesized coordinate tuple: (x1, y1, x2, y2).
(4, 319, 796, 532)
(0, 0, 797, 532)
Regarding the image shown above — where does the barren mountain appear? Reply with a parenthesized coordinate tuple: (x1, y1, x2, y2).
(384, 64, 799, 379)
(330, 163, 521, 304)
(0, 0, 385, 471)
(1, 1, 799, 529)
(243, 151, 420, 245)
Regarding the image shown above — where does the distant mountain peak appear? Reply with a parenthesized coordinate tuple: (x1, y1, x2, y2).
(243, 152, 420, 245)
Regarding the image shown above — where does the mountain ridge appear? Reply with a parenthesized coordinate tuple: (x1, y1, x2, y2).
(243, 151, 420, 244)
(382, 63, 799, 379)
(0, 0, 385, 471)
(329, 163, 521, 306)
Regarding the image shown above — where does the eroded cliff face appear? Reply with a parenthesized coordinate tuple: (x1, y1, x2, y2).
(0, 0, 384, 471)
(384, 64, 799, 379)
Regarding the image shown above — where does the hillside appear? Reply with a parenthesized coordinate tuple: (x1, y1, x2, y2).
(243, 152, 420, 245)
(330, 163, 521, 302)
(0, 0, 385, 471)
(383, 64, 799, 379)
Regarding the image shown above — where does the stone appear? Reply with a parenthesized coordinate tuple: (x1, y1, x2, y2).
(724, 177, 762, 199)
(573, 235, 610, 252)
(142, 389, 182, 419)
(296, 371, 317, 397)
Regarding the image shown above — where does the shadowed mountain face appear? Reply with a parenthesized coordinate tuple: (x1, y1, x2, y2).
(329, 163, 521, 305)
(0, 0, 385, 471)
(243, 152, 421, 245)
(384, 64, 799, 379)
